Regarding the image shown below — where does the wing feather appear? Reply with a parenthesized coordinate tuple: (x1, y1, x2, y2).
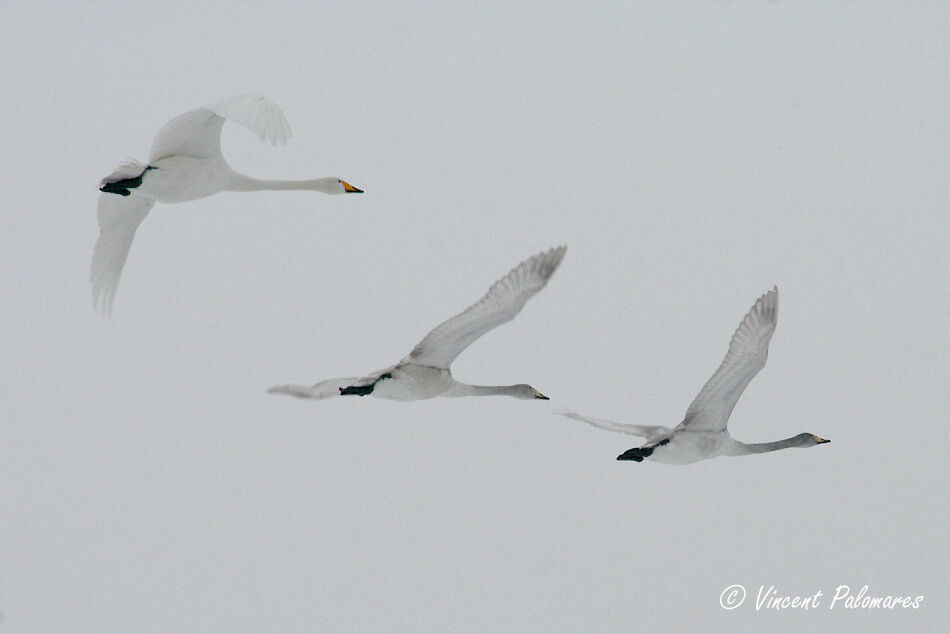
(267, 378, 358, 400)
(405, 246, 567, 369)
(91, 192, 156, 317)
(679, 287, 778, 432)
(267, 371, 384, 400)
(149, 95, 291, 161)
(556, 409, 671, 440)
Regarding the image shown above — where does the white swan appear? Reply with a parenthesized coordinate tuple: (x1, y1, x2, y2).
(269, 246, 567, 402)
(559, 288, 830, 464)
(92, 94, 363, 316)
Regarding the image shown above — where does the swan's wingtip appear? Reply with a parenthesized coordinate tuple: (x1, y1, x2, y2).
(91, 291, 114, 319)
(267, 384, 316, 399)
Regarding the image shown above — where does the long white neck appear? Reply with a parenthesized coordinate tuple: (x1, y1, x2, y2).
(445, 382, 526, 399)
(724, 436, 804, 456)
(228, 172, 337, 193)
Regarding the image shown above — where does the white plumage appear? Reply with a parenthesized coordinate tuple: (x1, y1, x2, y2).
(269, 246, 566, 403)
(92, 95, 362, 316)
(681, 286, 778, 432)
(560, 288, 830, 464)
(405, 246, 566, 369)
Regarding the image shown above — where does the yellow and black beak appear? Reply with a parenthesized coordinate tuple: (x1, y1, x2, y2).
(342, 181, 363, 193)
(533, 389, 549, 400)
(814, 436, 831, 444)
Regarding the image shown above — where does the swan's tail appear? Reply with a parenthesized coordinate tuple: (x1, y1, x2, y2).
(99, 158, 152, 196)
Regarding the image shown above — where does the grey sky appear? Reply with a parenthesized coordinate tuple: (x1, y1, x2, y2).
(1, 2, 947, 631)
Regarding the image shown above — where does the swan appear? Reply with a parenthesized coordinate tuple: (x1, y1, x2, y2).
(559, 287, 830, 464)
(268, 246, 567, 402)
(92, 94, 363, 316)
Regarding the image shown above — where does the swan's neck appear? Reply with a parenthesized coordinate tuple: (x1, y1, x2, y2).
(724, 436, 803, 456)
(445, 383, 523, 398)
(228, 172, 333, 193)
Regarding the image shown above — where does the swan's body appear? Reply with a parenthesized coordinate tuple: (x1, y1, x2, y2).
(269, 246, 567, 403)
(560, 288, 829, 464)
(92, 94, 363, 316)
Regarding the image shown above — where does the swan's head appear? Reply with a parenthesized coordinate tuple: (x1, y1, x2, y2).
(315, 178, 363, 195)
(796, 433, 831, 447)
(512, 385, 549, 400)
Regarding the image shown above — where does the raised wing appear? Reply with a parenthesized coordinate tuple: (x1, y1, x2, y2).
(91, 191, 156, 317)
(557, 409, 671, 440)
(405, 245, 567, 369)
(679, 287, 779, 432)
(149, 94, 291, 162)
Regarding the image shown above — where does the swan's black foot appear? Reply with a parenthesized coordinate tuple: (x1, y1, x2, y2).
(617, 438, 668, 462)
(340, 384, 374, 397)
(617, 447, 649, 462)
(100, 185, 132, 196)
(339, 373, 393, 397)
(100, 166, 155, 196)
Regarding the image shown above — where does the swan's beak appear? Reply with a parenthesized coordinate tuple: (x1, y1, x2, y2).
(533, 389, 549, 400)
(342, 181, 363, 193)
(814, 435, 830, 444)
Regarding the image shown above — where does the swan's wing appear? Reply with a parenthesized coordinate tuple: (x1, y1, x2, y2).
(267, 377, 360, 400)
(556, 409, 671, 440)
(205, 94, 292, 145)
(405, 245, 567, 369)
(149, 95, 292, 162)
(267, 374, 375, 400)
(91, 192, 156, 317)
(679, 287, 779, 432)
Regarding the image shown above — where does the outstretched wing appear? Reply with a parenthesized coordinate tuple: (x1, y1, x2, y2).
(679, 287, 779, 432)
(556, 409, 671, 440)
(149, 94, 292, 162)
(91, 191, 156, 317)
(268, 372, 380, 400)
(405, 246, 567, 369)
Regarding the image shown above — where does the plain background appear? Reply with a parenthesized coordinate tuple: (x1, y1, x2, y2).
(1, 2, 947, 632)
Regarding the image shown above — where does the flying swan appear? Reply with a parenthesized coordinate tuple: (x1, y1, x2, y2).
(92, 94, 363, 316)
(269, 246, 566, 402)
(559, 287, 830, 464)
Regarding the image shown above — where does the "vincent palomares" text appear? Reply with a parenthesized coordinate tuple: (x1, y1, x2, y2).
(754, 584, 923, 610)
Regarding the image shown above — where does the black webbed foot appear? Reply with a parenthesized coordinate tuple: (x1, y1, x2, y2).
(617, 446, 653, 462)
(99, 183, 131, 196)
(338, 373, 393, 397)
(99, 166, 155, 196)
(339, 384, 374, 397)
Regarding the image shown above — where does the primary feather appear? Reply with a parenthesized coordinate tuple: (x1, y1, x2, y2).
(91, 194, 156, 317)
(679, 287, 778, 432)
(406, 245, 567, 369)
(149, 95, 291, 161)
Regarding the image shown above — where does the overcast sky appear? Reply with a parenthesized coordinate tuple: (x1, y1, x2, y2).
(1, 2, 947, 632)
